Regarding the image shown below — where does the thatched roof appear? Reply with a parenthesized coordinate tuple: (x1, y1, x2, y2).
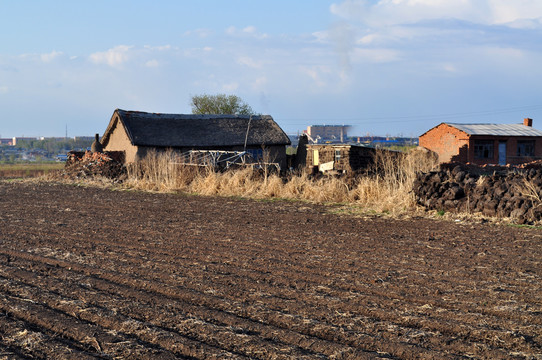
(101, 109, 291, 148)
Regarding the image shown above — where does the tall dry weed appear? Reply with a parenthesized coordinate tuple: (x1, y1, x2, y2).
(353, 149, 438, 212)
(124, 148, 438, 213)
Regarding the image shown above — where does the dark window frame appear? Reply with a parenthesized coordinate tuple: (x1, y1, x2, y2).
(474, 140, 494, 159)
(517, 140, 535, 157)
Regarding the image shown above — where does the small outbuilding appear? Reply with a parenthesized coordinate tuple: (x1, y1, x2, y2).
(100, 109, 291, 168)
(419, 118, 542, 165)
(304, 144, 382, 173)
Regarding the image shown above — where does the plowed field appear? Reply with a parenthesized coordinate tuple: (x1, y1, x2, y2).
(0, 181, 540, 359)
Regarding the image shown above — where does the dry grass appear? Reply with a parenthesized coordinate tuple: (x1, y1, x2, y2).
(352, 149, 439, 212)
(0, 162, 64, 178)
(123, 149, 438, 214)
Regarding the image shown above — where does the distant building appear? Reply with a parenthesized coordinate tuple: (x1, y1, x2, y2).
(73, 136, 95, 142)
(419, 118, 542, 165)
(305, 125, 350, 143)
(0, 138, 13, 145)
(11, 137, 39, 146)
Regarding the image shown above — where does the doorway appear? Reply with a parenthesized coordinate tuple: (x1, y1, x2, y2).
(313, 150, 319, 166)
(498, 141, 507, 165)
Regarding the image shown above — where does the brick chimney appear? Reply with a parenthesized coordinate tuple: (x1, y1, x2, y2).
(524, 118, 533, 127)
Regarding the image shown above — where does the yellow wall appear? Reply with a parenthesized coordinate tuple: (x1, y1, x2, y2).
(103, 118, 138, 162)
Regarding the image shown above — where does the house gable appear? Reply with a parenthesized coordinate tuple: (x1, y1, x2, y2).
(101, 115, 139, 162)
(419, 123, 470, 163)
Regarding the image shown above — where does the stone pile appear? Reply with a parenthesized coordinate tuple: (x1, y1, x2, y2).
(413, 163, 542, 224)
(62, 151, 126, 180)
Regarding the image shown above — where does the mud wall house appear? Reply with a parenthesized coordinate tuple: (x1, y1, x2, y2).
(419, 118, 542, 165)
(100, 109, 291, 168)
(305, 144, 379, 173)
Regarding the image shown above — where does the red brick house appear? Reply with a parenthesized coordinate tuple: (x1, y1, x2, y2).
(419, 118, 542, 165)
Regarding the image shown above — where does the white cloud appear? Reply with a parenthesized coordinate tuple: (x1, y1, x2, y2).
(482, 46, 526, 60)
(243, 26, 257, 34)
(331, 0, 481, 27)
(0, 86, 8, 94)
(358, 33, 378, 45)
(488, 0, 542, 25)
(311, 30, 329, 43)
(145, 59, 159, 68)
(144, 45, 172, 51)
(237, 56, 262, 69)
(225, 26, 237, 35)
(300, 65, 332, 88)
(441, 63, 458, 73)
(222, 82, 239, 92)
(225, 25, 268, 39)
(351, 48, 400, 63)
(252, 77, 268, 91)
(183, 28, 213, 38)
(330, 0, 542, 28)
(40, 50, 63, 63)
(89, 45, 133, 67)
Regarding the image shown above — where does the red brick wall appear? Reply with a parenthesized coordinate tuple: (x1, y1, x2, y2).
(468, 136, 542, 165)
(508, 137, 542, 164)
(419, 124, 469, 163)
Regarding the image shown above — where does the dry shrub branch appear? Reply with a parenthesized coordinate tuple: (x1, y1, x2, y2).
(124, 149, 438, 213)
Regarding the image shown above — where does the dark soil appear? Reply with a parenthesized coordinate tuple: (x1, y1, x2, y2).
(0, 180, 540, 359)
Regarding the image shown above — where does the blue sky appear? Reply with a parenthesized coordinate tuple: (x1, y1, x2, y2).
(2, 0, 542, 138)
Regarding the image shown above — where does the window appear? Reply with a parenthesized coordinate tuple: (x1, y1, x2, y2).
(474, 140, 494, 159)
(335, 149, 341, 161)
(246, 148, 263, 160)
(517, 140, 535, 157)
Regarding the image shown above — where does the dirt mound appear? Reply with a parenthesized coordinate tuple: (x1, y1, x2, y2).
(61, 151, 126, 180)
(414, 162, 542, 223)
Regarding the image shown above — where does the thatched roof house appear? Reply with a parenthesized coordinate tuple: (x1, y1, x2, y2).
(101, 109, 291, 166)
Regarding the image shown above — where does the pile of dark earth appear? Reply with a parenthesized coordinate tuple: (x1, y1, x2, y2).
(413, 163, 542, 224)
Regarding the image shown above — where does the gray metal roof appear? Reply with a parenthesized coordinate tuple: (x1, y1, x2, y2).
(446, 123, 542, 137)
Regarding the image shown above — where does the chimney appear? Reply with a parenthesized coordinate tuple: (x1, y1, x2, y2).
(524, 118, 533, 127)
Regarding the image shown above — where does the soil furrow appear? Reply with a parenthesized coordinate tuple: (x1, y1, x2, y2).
(0, 181, 541, 359)
(2, 246, 538, 357)
(0, 260, 383, 359)
(0, 253, 489, 359)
